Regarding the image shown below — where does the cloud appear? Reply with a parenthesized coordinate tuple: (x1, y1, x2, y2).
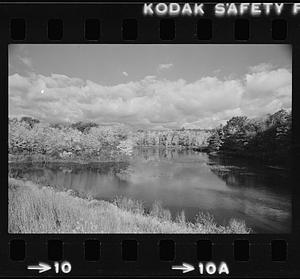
(248, 63, 273, 73)
(242, 67, 292, 117)
(122, 71, 128, 77)
(18, 56, 33, 69)
(157, 63, 173, 72)
(9, 64, 292, 129)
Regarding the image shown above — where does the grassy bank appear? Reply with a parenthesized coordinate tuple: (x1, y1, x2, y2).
(8, 178, 251, 234)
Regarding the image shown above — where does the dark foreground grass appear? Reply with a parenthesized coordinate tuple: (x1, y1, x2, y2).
(8, 178, 251, 233)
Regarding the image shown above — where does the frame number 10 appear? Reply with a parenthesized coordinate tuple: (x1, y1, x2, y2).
(54, 261, 72, 274)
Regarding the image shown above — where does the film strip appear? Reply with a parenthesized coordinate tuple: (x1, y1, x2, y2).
(1, 1, 300, 278)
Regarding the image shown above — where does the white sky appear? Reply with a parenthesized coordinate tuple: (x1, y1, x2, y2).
(9, 44, 292, 129)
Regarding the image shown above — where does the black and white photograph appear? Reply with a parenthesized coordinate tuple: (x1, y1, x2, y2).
(8, 44, 292, 234)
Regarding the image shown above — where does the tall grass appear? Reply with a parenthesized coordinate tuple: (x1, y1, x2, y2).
(8, 178, 251, 234)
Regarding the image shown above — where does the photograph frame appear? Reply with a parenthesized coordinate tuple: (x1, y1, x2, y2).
(0, 2, 300, 278)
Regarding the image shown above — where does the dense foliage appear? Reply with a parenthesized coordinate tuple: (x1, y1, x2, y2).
(207, 109, 292, 165)
(9, 118, 132, 161)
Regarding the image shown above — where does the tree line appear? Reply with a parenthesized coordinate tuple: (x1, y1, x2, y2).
(132, 129, 211, 149)
(9, 109, 292, 164)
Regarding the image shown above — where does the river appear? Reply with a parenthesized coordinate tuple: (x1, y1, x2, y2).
(9, 147, 292, 233)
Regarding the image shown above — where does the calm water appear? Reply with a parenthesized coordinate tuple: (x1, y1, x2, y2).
(9, 148, 292, 233)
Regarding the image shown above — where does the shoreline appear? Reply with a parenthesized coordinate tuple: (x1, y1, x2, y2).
(8, 149, 291, 170)
(8, 177, 251, 234)
(209, 150, 291, 169)
(8, 153, 129, 165)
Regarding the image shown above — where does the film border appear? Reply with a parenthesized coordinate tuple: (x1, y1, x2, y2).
(0, 2, 300, 277)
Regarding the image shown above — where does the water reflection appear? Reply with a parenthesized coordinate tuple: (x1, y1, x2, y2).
(9, 148, 292, 233)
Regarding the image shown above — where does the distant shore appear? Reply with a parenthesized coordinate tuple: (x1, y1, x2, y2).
(8, 148, 291, 169)
(8, 145, 208, 165)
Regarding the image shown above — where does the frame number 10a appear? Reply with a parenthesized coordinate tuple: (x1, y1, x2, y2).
(172, 261, 229, 275)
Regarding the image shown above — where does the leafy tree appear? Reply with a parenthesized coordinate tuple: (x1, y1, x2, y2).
(208, 129, 223, 151)
(71, 121, 99, 133)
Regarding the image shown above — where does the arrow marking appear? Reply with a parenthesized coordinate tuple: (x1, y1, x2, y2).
(27, 262, 51, 273)
(172, 262, 195, 273)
